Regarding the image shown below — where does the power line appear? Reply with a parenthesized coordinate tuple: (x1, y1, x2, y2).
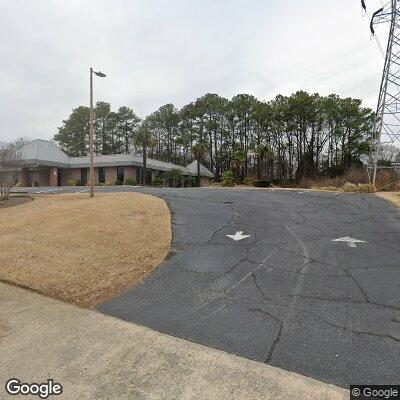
(363, 7, 386, 57)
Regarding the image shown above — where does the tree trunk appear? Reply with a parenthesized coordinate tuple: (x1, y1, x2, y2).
(197, 160, 201, 187)
(142, 146, 147, 185)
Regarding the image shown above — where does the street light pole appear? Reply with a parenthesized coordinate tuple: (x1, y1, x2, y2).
(89, 67, 106, 198)
(89, 68, 94, 197)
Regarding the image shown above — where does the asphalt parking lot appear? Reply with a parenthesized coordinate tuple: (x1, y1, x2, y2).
(18, 186, 400, 387)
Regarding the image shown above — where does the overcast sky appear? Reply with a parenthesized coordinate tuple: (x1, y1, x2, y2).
(0, 0, 388, 142)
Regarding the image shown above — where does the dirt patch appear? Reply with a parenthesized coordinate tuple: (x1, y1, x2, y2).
(0, 195, 33, 208)
(375, 191, 400, 208)
(0, 193, 171, 308)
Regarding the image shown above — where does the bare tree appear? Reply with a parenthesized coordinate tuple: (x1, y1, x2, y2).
(0, 142, 22, 201)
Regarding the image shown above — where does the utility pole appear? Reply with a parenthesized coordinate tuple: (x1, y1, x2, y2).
(89, 68, 94, 198)
(365, 1, 400, 187)
(89, 68, 106, 197)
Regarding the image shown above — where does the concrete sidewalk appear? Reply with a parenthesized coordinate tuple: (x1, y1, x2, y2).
(0, 283, 348, 400)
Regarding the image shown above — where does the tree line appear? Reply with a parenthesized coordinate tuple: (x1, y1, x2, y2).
(53, 91, 375, 182)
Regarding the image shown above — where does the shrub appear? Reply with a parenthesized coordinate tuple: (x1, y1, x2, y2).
(167, 168, 183, 187)
(253, 179, 271, 188)
(298, 179, 313, 189)
(75, 180, 84, 186)
(344, 166, 369, 185)
(114, 180, 123, 185)
(243, 177, 253, 186)
(308, 167, 369, 189)
(183, 177, 198, 187)
(277, 179, 297, 188)
(153, 177, 164, 187)
(124, 177, 136, 185)
(356, 183, 375, 193)
(67, 179, 78, 186)
(343, 182, 357, 192)
(222, 170, 235, 187)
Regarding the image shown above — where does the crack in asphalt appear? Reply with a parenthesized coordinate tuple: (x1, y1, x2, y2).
(251, 272, 272, 301)
(319, 316, 400, 344)
(235, 305, 284, 363)
(265, 322, 284, 364)
(344, 269, 370, 303)
(259, 224, 313, 364)
(229, 247, 277, 291)
(344, 264, 400, 270)
(204, 201, 240, 245)
(288, 293, 400, 312)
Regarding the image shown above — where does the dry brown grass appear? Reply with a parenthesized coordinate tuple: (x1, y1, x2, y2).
(306, 167, 369, 189)
(310, 168, 400, 192)
(375, 192, 400, 208)
(0, 192, 171, 308)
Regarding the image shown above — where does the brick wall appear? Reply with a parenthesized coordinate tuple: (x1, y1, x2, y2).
(32, 168, 50, 186)
(105, 167, 117, 184)
(200, 177, 210, 187)
(125, 166, 137, 182)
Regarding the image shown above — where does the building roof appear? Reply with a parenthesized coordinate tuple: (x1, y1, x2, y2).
(186, 161, 214, 178)
(19, 139, 70, 167)
(69, 154, 137, 168)
(19, 139, 213, 177)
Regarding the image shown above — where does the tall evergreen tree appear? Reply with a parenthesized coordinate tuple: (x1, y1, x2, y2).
(117, 106, 141, 154)
(54, 106, 90, 156)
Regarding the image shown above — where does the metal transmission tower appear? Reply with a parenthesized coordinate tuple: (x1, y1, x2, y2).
(364, 1, 400, 186)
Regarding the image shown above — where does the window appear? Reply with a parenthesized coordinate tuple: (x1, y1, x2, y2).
(81, 168, 88, 184)
(117, 166, 124, 183)
(98, 167, 105, 183)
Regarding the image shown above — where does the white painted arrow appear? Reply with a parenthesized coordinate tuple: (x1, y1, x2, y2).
(332, 237, 366, 248)
(226, 231, 252, 241)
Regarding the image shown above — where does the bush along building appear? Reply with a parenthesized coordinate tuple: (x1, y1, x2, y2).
(18, 139, 213, 187)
